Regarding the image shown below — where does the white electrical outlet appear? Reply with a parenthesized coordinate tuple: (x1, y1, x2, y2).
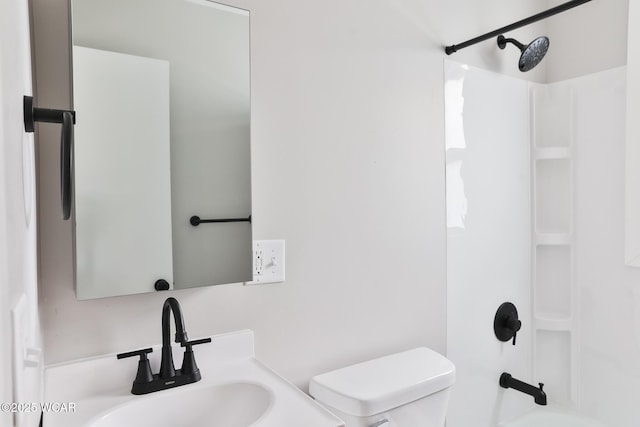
(246, 240, 285, 285)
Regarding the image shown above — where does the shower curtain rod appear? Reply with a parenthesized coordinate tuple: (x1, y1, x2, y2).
(444, 0, 592, 55)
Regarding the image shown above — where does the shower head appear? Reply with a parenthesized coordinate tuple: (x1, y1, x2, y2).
(497, 35, 550, 72)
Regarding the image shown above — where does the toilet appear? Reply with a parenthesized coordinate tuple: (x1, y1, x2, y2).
(309, 347, 455, 427)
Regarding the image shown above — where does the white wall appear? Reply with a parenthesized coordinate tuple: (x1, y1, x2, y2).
(0, 0, 41, 426)
(545, 0, 629, 82)
(32, 0, 625, 393)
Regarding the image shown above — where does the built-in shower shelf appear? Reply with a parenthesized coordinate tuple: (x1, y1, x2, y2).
(531, 80, 577, 406)
(535, 233, 572, 245)
(535, 313, 573, 331)
(534, 147, 572, 160)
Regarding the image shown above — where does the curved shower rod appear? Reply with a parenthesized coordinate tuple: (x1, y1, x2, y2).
(444, 0, 592, 55)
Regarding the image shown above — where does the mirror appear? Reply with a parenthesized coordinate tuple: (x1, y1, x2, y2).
(71, 0, 252, 299)
(626, 0, 640, 266)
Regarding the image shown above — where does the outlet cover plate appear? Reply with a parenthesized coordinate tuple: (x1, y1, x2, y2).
(246, 240, 285, 285)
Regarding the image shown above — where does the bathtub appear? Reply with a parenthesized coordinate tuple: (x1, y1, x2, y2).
(499, 407, 607, 427)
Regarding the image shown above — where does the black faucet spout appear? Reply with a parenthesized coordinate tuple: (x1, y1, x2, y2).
(160, 297, 189, 378)
(500, 372, 547, 405)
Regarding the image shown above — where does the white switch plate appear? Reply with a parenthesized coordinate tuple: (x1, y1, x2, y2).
(246, 240, 285, 285)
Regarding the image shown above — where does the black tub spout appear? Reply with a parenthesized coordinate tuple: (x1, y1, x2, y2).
(499, 372, 547, 405)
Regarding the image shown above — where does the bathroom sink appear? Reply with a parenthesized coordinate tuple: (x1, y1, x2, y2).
(88, 382, 272, 427)
(44, 330, 344, 427)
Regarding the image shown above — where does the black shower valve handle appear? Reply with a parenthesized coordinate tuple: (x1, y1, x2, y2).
(506, 315, 522, 345)
(494, 302, 522, 345)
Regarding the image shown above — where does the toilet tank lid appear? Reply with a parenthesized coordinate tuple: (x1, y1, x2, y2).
(309, 347, 455, 417)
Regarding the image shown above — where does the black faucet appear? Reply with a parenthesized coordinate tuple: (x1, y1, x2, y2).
(160, 297, 188, 378)
(117, 297, 211, 395)
(499, 372, 547, 405)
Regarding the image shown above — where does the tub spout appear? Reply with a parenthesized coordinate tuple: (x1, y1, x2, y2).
(500, 372, 547, 405)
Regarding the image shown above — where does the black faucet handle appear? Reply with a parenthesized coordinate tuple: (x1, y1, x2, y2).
(117, 348, 154, 385)
(180, 338, 212, 349)
(117, 347, 153, 360)
(539, 382, 544, 390)
(180, 337, 212, 375)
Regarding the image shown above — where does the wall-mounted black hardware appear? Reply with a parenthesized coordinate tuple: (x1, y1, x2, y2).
(190, 215, 252, 226)
(23, 96, 77, 220)
(444, 0, 591, 55)
(116, 348, 154, 386)
(499, 372, 547, 405)
(154, 279, 170, 291)
(116, 297, 212, 395)
(494, 302, 522, 345)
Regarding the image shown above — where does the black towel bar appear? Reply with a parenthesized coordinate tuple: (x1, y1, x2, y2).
(190, 215, 251, 226)
(23, 95, 76, 220)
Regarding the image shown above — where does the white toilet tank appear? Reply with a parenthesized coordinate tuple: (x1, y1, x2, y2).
(309, 347, 455, 427)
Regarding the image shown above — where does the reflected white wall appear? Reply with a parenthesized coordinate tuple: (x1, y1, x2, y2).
(73, 47, 174, 299)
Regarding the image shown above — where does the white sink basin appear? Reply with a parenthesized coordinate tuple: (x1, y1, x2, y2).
(44, 330, 344, 427)
(89, 382, 272, 427)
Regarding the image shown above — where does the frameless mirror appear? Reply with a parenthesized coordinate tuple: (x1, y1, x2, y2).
(626, 0, 640, 266)
(71, 0, 251, 299)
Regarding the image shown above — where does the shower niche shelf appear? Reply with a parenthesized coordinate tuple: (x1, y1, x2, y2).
(534, 313, 573, 332)
(534, 147, 571, 160)
(531, 85, 573, 149)
(535, 233, 572, 246)
(536, 330, 573, 404)
(531, 82, 578, 405)
(535, 245, 572, 315)
(535, 158, 572, 234)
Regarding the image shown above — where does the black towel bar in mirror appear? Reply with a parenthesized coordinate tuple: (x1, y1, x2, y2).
(190, 215, 252, 226)
(23, 96, 76, 220)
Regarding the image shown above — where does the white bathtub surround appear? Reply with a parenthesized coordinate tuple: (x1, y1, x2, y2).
(571, 67, 640, 426)
(445, 60, 533, 427)
(44, 330, 344, 427)
(533, 67, 635, 425)
(446, 61, 637, 427)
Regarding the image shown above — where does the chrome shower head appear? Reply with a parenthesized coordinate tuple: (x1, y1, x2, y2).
(497, 35, 550, 72)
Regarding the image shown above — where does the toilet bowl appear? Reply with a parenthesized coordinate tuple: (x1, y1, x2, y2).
(309, 347, 455, 427)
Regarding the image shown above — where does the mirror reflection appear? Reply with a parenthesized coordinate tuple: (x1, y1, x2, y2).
(71, 0, 251, 300)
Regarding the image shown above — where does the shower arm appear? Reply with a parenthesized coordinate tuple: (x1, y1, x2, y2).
(497, 36, 525, 51)
(444, 0, 592, 55)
